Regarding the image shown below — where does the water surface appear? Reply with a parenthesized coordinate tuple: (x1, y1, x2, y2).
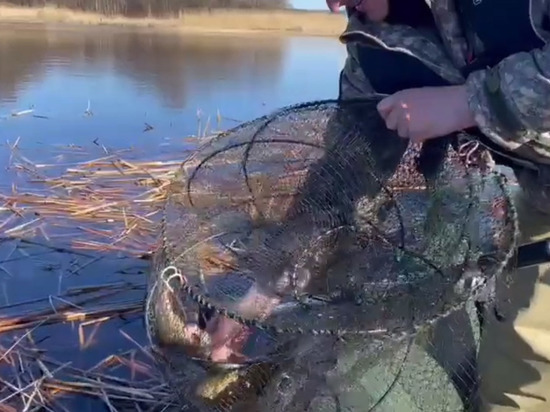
(0, 23, 346, 150)
(0, 22, 346, 409)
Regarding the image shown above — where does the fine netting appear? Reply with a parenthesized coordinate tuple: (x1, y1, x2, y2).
(145, 97, 519, 412)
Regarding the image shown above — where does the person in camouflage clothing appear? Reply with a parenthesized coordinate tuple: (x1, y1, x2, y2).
(326, 0, 550, 411)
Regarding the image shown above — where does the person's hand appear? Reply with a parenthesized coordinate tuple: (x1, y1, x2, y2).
(376, 86, 477, 143)
(326, 0, 389, 22)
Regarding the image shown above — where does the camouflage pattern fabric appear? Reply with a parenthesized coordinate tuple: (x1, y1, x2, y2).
(340, 2, 550, 214)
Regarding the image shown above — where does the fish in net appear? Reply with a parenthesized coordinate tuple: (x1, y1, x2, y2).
(144, 97, 519, 411)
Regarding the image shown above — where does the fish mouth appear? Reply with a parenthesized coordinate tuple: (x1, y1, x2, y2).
(172, 310, 255, 370)
(155, 268, 259, 369)
(205, 314, 255, 366)
(189, 302, 253, 367)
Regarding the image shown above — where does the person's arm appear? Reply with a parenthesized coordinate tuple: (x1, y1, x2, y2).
(464, 42, 550, 154)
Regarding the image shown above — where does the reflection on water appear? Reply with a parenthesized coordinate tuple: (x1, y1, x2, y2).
(0, 24, 346, 148)
(0, 23, 346, 409)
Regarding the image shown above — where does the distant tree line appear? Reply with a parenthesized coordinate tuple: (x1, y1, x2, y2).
(5, 0, 290, 17)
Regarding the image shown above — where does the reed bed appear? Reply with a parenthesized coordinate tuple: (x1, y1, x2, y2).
(0, 136, 212, 258)
(0, 270, 176, 411)
(0, 223, 164, 410)
(0, 135, 216, 410)
(0, 338, 177, 411)
(0, 133, 332, 257)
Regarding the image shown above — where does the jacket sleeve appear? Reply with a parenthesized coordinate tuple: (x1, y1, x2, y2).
(464, 42, 550, 155)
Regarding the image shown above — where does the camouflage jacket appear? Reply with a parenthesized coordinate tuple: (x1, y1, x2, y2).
(340, 0, 550, 165)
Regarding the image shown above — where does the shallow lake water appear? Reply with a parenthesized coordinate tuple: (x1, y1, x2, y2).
(0, 22, 346, 409)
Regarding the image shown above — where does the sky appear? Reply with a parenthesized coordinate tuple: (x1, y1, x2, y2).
(291, 0, 326, 10)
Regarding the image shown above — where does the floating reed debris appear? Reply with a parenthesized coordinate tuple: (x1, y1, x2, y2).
(0, 294, 144, 335)
(0, 339, 176, 411)
(0, 139, 208, 257)
(0, 276, 177, 411)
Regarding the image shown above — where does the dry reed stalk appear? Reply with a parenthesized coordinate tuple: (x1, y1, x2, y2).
(0, 280, 145, 334)
(0, 301, 144, 334)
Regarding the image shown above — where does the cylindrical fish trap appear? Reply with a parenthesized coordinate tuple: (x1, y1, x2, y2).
(145, 97, 519, 412)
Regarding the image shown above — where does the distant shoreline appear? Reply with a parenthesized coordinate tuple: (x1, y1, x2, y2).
(0, 5, 347, 37)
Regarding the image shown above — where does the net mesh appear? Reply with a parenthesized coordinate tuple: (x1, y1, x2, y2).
(145, 97, 519, 412)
